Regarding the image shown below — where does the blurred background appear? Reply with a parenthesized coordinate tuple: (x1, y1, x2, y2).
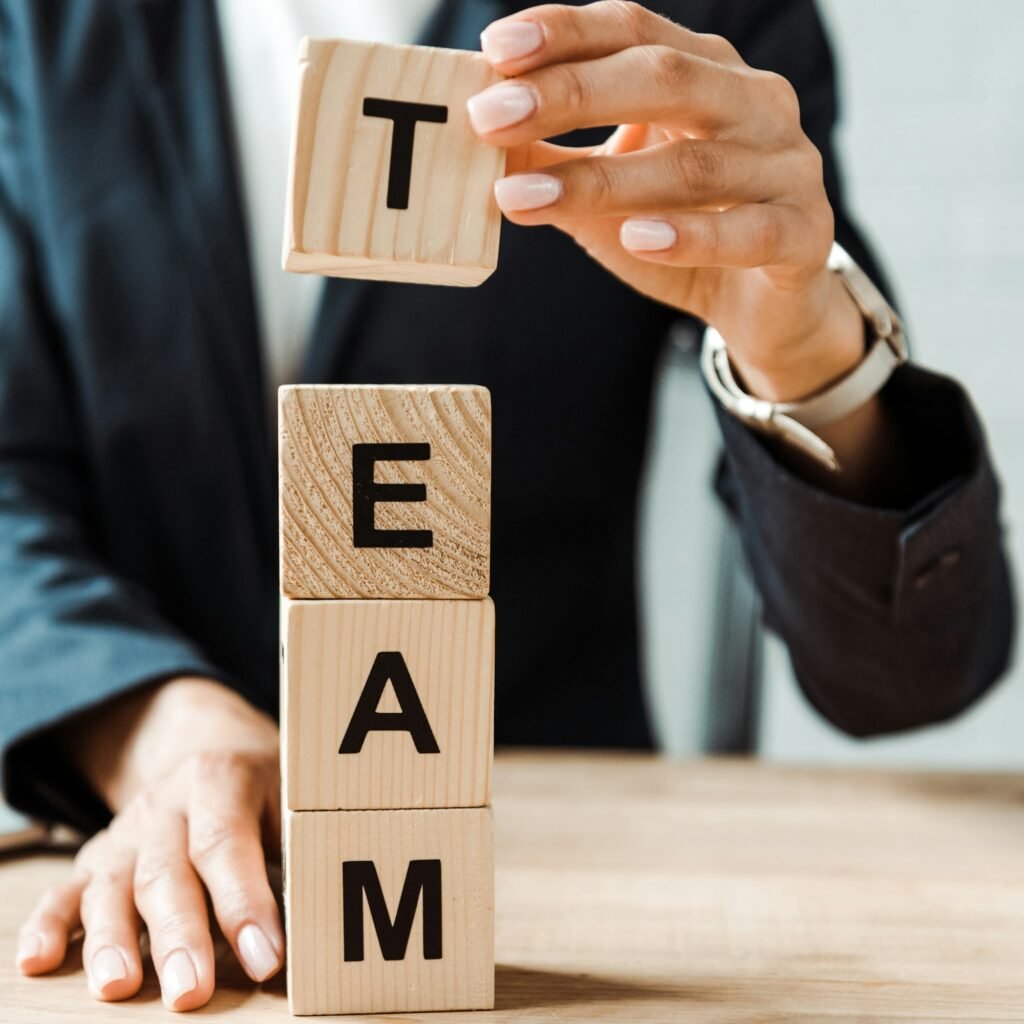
(2, 3, 1018, 848)
(641, 0, 1024, 767)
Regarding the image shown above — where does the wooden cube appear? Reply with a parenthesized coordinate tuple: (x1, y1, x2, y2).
(285, 806, 495, 1015)
(283, 38, 506, 286)
(279, 384, 490, 600)
(282, 597, 494, 811)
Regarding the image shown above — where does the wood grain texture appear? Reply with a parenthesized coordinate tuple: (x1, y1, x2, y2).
(282, 597, 494, 811)
(285, 806, 495, 1015)
(6, 754, 1024, 1021)
(283, 38, 506, 285)
(279, 384, 491, 599)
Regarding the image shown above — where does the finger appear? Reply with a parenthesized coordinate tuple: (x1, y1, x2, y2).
(262, 771, 282, 855)
(494, 140, 792, 222)
(79, 847, 144, 1001)
(618, 204, 824, 271)
(480, 1, 741, 75)
(133, 809, 215, 1012)
(507, 121, 673, 174)
(467, 45, 742, 145)
(187, 757, 283, 983)
(17, 878, 84, 975)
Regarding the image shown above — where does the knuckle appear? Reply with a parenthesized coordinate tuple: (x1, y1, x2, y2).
(82, 865, 128, 896)
(702, 32, 739, 63)
(697, 215, 722, 259)
(147, 910, 202, 950)
(119, 785, 165, 827)
(79, 877, 128, 929)
(73, 835, 104, 874)
(29, 885, 66, 922)
(605, 0, 649, 44)
(581, 158, 619, 208)
(761, 70, 801, 123)
(185, 749, 225, 780)
(673, 143, 723, 197)
(211, 885, 266, 928)
(188, 813, 250, 867)
(133, 851, 183, 899)
(800, 140, 826, 185)
(805, 202, 835, 262)
(550, 61, 592, 113)
(183, 748, 253, 788)
(27, 909, 64, 934)
(643, 45, 694, 94)
(541, 4, 587, 47)
(751, 208, 783, 260)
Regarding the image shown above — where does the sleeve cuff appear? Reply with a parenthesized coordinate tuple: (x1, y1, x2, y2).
(1, 636, 231, 830)
(712, 363, 996, 607)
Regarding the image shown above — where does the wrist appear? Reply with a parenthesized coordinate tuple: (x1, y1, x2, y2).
(60, 676, 278, 812)
(725, 271, 867, 403)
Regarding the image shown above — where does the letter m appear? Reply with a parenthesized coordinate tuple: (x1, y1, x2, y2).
(342, 859, 442, 962)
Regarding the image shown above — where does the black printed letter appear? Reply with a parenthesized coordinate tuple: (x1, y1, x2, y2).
(338, 651, 440, 755)
(343, 859, 443, 962)
(352, 442, 432, 549)
(362, 98, 448, 210)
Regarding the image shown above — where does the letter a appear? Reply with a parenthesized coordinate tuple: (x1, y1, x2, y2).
(339, 651, 440, 754)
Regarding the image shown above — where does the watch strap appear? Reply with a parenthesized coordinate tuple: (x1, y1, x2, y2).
(701, 242, 908, 471)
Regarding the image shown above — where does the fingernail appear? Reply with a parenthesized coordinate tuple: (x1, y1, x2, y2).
(237, 924, 280, 983)
(494, 173, 563, 212)
(16, 932, 43, 967)
(161, 949, 197, 1008)
(467, 82, 537, 133)
(621, 218, 678, 251)
(90, 945, 128, 994)
(480, 20, 544, 63)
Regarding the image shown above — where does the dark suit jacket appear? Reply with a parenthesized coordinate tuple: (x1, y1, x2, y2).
(0, 0, 1014, 828)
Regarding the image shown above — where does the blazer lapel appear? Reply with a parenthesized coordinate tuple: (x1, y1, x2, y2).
(116, 0, 277, 547)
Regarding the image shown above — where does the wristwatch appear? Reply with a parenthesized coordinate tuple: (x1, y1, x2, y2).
(700, 241, 908, 471)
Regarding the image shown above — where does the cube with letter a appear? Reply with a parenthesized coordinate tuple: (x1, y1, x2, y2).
(283, 38, 506, 285)
(282, 597, 495, 811)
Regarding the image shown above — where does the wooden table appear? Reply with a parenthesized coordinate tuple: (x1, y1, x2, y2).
(3, 752, 1023, 1022)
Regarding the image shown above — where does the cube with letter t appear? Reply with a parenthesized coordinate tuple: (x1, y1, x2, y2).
(283, 39, 506, 285)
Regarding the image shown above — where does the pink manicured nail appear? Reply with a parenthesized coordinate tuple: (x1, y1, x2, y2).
(621, 219, 678, 251)
(238, 924, 280, 982)
(161, 949, 198, 1008)
(16, 932, 43, 967)
(90, 945, 128, 994)
(467, 83, 537, 133)
(494, 174, 563, 212)
(480, 21, 544, 63)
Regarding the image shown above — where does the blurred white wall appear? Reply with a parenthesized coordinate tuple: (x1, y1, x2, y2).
(758, 0, 1024, 768)
(641, 0, 1024, 767)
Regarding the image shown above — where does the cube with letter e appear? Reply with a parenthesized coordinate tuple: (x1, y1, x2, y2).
(278, 384, 491, 600)
(283, 38, 506, 285)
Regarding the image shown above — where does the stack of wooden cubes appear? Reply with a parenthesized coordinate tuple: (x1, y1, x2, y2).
(278, 384, 495, 1016)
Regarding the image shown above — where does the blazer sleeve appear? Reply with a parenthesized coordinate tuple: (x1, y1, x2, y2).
(0, 62, 227, 827)
(708, 0, 1015, 735)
